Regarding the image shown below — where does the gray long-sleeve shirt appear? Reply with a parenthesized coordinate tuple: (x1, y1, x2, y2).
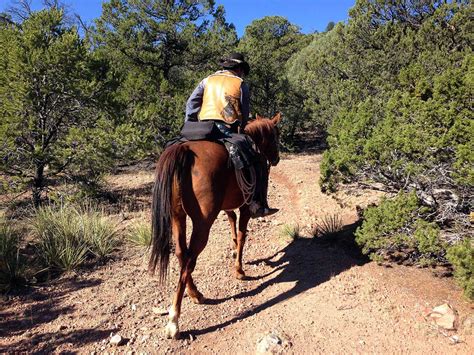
(185, 73, 250, 127)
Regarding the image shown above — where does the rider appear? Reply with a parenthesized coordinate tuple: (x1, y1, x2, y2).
(185, 52, 278, 218)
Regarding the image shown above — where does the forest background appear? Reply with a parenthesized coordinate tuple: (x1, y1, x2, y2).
(0, 0, 472, 297)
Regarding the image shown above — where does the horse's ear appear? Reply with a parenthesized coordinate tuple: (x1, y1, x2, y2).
(255, 113, 263, 120)
(271, 112, 282, 125)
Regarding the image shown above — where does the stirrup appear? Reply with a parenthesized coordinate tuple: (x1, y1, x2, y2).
(250, 207, 279, 219)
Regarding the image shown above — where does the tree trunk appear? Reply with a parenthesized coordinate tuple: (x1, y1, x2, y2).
(32, 164, 45, 207)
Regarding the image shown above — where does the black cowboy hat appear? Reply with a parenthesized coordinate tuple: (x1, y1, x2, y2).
(219, 52, 250, 75)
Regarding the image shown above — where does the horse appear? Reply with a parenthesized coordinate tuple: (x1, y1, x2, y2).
(149, 113, 281, 339)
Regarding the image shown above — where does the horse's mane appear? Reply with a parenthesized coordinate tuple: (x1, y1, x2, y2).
(244, 119, 273, 145)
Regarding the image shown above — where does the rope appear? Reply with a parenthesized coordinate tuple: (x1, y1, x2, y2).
(235, 166, 256, 205)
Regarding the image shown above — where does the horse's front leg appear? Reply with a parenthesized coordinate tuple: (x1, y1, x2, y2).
(234, 206, 251, 280)
(225, 210, 238, 258)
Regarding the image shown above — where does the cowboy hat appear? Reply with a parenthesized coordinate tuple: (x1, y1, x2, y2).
(219, 52, 250, 75)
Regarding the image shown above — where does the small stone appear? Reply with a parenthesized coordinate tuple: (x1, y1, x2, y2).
(449, 335, 461, 344)
(131, 304, 137, 311)
(57, 324, 67, 331)
(110, 334, 124, 346)
(256, 333, 282, 353)
(152, 307, 168, 316)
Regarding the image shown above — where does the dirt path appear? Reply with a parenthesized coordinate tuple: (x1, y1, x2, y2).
(1, 153, 473, 354)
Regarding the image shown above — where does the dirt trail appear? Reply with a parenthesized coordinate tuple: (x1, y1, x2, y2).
(1, 153, 473, 354)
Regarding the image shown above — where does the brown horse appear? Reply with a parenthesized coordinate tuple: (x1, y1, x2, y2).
(149, 113, 281, 339)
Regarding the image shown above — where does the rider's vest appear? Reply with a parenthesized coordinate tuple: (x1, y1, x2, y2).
(198, 70, 243, 125)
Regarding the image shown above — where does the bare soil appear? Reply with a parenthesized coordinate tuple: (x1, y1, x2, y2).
(1, 153, 473, 354)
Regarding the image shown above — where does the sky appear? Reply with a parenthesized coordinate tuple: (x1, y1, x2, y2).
(1, 0, 356, 36)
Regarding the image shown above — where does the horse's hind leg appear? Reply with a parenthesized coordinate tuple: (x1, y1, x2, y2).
(226, 210, 238, 258)
(165, 220, 212, 339)
(165, 211, 187, 339)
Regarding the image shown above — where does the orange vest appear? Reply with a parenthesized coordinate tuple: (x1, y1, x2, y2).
(198, 70, 243, 124)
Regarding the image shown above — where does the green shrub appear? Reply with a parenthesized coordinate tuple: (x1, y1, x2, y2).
(447, 240, 474, 300)
(127, 220, 151, 247)
(355, 192, 444, 264)
(413, 220, 444, 256)
(32, 204, 119, 271)
(0, 218, 25, 290)
(310, 2, 472, 232)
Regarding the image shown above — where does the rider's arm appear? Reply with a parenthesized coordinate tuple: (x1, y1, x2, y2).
(240, 82, 250, 128)
(185, 79, 206, 122)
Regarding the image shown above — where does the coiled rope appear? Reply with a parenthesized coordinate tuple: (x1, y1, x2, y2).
(234, 166, 256, 205)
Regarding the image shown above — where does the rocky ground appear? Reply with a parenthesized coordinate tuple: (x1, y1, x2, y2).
(1, 152, 473, 354)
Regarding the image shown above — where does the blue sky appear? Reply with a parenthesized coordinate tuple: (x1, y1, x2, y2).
(1, 0, 355, 36)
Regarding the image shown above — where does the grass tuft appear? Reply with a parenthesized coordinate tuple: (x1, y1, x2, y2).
(279, 223, 301, 240)
(312, 214, 343, 241)
(127, 220, 151, 247)
(0, 217, 25, 290)
(32, 204, 119, 272)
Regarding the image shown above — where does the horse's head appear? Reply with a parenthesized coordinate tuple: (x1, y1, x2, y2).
(244, 112, 282, 166)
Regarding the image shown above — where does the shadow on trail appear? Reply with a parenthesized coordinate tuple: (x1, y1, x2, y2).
(185, 221, 367, 338)
(1, 327, 114, 353)
(0, 276, 102, 340)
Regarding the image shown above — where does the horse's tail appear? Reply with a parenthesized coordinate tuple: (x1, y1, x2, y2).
(149, 144, 191, 283)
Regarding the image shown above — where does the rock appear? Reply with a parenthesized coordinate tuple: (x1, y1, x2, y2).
(428, 303, 457, 330)
(256, 333, 282, 353)
(110, 334, 124, 346)
(460, 315, 473, 336)
(449, 335, 461, 344)
(131, 304, 137, 311)
(152, 307, 168, 316)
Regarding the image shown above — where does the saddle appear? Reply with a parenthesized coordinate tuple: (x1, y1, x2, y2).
(167, 120, 257, 170)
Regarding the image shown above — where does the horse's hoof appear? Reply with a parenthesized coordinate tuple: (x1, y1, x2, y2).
(189, 292, 206, 304)
(235, 270, 247, 280)
(164, 322, 179, 339)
